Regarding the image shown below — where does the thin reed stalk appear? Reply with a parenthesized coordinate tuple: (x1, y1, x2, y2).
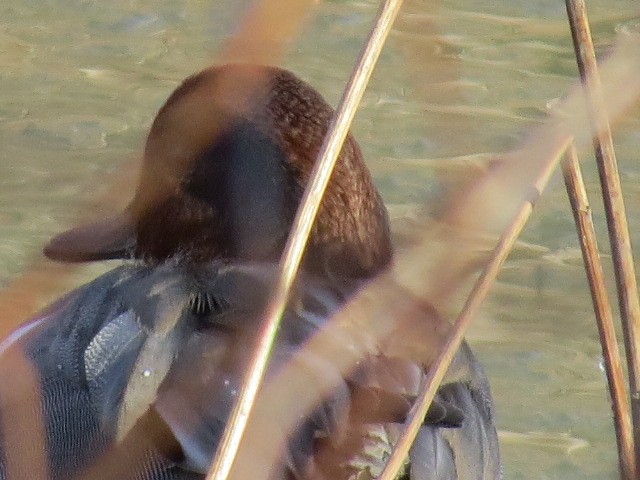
(377, 137, 572, 480)
(565, 0, 640, 469)
(205, 0, 407, 478)
(561, 142, 635, 480)
(229, 37, 640, 479)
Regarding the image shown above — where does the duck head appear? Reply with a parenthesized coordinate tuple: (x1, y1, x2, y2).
(44, 64, 392, 279)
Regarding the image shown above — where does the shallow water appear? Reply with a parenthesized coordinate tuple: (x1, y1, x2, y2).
(1, 0, 640, 478)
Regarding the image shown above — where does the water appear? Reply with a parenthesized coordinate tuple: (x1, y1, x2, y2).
(1, 0, 640, 478)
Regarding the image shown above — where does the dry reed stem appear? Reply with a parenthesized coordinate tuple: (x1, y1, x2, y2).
(377, 136, 571, 480)
(562, 142, 634, 480)
(226, 34, 640, 479)
(205, 0, 407, 478)
(565, 0, 640, 470)
(0, 340, 47, 480)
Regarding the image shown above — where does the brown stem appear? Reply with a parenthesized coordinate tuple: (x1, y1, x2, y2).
(565, 0, 640, 474)
(562, 142, 635, 480)
(206, 0, 408, 478)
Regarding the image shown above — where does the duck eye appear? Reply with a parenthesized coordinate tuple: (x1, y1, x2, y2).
(188, 291, 230, 317)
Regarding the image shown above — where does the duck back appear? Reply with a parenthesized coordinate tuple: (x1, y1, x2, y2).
(0, 263, 500, 480)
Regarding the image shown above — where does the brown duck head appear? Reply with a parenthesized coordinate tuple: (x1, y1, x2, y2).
(44, 64, 392, 280)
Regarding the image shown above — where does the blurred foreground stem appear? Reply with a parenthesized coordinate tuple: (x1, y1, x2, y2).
(378, 137, 573, 480)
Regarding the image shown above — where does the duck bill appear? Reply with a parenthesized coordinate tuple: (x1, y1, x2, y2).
(43, 210, 136, 263)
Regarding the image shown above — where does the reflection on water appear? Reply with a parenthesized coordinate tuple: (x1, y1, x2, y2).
(1, 0, 639, 478)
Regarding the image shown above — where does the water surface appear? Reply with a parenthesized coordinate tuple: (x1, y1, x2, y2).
(1, 1, 640, 478)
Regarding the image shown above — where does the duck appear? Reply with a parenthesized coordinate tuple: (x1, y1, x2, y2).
(0, 64, 501, 479)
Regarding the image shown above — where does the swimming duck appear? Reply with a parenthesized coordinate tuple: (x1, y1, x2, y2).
(0, 65, 501, 479)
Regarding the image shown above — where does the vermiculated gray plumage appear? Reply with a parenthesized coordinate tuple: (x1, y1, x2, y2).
(0, 263, 501, 479)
